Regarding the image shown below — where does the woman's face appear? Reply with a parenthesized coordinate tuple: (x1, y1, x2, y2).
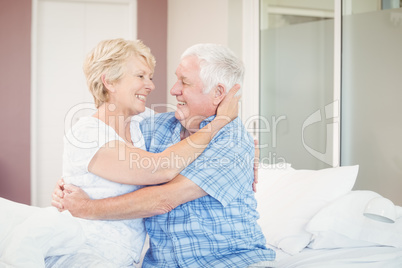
(110, 55, 155, 116)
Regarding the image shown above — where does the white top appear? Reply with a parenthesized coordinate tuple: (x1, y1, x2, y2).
(62, 108, 153, 266)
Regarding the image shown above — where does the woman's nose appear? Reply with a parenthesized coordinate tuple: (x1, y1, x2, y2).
(146, 79, 155, 92)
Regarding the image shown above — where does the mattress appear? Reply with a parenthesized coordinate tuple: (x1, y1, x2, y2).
(270, 245, 402, 268)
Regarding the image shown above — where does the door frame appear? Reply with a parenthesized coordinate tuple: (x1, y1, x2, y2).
(241, 0, 341, 167)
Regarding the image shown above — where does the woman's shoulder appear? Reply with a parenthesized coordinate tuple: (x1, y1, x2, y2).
(64, 116, 118, 150)
(67, 116, 104, 136)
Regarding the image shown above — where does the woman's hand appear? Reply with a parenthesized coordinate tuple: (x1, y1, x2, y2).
(253, 139, 259, 193)
(216, 84, 241, 122)
(51, 179, 65, 211)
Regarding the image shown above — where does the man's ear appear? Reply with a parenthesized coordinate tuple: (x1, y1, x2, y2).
(101, 74, 115, 93)
(213, 83, 226, 106)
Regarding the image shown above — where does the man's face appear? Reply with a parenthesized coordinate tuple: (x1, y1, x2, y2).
(170, 56, 216, 131)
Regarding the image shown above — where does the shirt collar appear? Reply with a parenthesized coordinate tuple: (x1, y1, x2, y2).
(179, 115, 218, 140)
(199, 115, 216, 128)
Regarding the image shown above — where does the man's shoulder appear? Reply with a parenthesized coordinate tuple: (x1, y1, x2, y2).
(216, 117, 254, 147)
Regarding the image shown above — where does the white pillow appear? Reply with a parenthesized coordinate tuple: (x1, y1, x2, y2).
(256, 165, 358, 255)
(257, 162, 295, 186)
(306, 190, 402, 249)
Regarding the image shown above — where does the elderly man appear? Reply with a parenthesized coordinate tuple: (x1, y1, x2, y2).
(56, 44, 275, 267)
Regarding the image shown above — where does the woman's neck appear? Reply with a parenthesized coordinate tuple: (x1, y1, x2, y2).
(95, 103, 133, 145)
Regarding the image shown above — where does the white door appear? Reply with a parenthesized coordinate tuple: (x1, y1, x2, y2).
(31, 0, 137, 207)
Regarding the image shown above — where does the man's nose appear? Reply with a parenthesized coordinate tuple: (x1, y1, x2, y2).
(170, 81, 182, 95)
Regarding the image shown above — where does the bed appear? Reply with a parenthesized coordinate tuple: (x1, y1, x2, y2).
(251, 164, 402, 267)
(269, 245, 402, 267)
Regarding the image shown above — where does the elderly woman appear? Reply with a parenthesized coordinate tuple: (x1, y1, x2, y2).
(0, 39, 240, 268)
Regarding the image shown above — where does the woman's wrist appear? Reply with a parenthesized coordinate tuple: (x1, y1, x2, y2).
(209, 117, 230, 136)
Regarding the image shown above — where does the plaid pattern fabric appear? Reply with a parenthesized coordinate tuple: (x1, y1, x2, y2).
(140, 112, 275, 267)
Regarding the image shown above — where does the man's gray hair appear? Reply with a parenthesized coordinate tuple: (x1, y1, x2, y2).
(181, 44, 244, 95)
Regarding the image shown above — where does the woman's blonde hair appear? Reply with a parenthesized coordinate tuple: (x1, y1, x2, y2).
(83, 38, 156, 108)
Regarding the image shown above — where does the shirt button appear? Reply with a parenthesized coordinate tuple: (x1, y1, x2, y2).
(172, 237, 177, 241)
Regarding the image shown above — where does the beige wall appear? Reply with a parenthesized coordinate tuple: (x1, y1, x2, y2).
(0, 0, 167, 205)
(167, 0, 230, 108)
(138, 0, 168, 113)
(0, 0, 31, 204)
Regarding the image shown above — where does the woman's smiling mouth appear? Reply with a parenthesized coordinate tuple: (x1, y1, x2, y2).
(135, 94, 146, 101)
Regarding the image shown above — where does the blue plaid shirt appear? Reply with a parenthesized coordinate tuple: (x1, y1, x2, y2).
(140, 112, 275, 268)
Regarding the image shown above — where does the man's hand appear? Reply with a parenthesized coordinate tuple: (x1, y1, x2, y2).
(253, 139, 259, 193)
(60, 184, 91, 218)
(51, 179, 92, 218)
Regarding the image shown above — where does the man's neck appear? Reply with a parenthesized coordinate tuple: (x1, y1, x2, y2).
(178, 114, 216, 140)
(178, 119, 202, 140)
(180, 127, 195, 140)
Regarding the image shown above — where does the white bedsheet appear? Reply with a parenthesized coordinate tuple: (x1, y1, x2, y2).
(135, 242, 402, 267)
(0, 198, 85, 268)
(269, 245, 402, 268)
(2, 196, 401, 268)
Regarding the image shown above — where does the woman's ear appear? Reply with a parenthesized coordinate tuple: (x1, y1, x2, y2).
(101, 74, 115, 93)
(213, 83, 226, 106)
